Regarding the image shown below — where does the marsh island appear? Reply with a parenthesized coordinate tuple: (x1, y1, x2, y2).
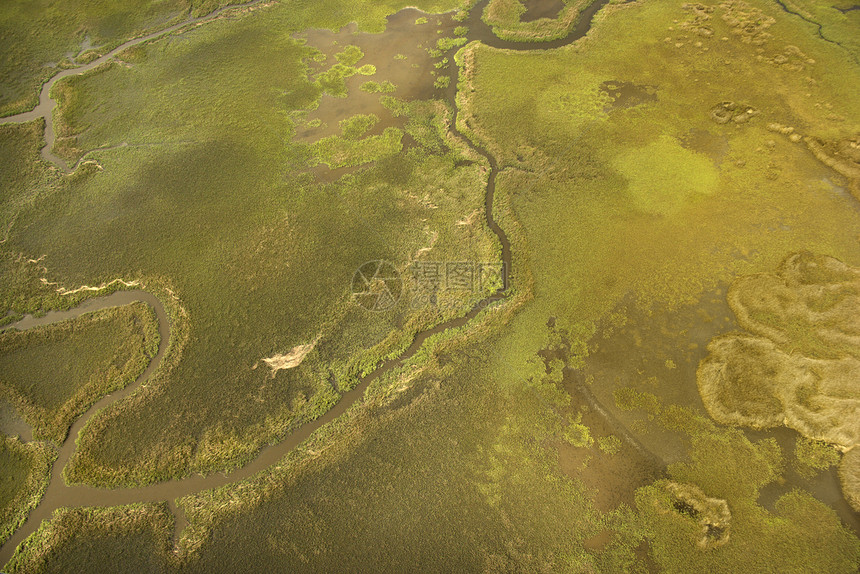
(0, 0, 858, 571)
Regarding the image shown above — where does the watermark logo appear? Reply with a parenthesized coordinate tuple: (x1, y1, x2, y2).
(353, 260, 505, 312)
(351, 260, 403, 311)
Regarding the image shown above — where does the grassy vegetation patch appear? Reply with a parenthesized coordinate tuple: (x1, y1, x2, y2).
(0, 0, 247, 117)
(534, 72, 614, 134)
(597, 434, 621, 455)
(587, 293, 860, 567)
(0, 120, 84, 323)
(0, 122, 53, 233)
(779, 0, 860, 58)
(436, 36, 468, 51)
(5, 503, 174, 573)
(482, 0, 590, 42)
(633, 407, 860, 572)
(433, 75, 451, 89)
(0, 302, 159, 442)
(728, 252, 860, 359)
(0, 253, 88, 329)
(359, 80, 396, 94)
(613, 387, 661, 415)
(316, 63, 357, 97)
(840, 447, 860, 512)
(698, 253, 860, 448)
(0, 437, 53, 547)
(338, 113, 379, 140)
(614, 134, 719, 215)
(794, 436, 840, 479)
(334, 44, 364, 66)
(310, 124, 403, 169)
(563, 413, 594, 448)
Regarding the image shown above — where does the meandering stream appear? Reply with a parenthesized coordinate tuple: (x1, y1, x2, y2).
(10, 0, 851, 567)
(1, 0, 612, 562)
(0, 0, 269, 172)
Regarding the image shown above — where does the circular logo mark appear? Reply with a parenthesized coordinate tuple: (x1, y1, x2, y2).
(351, 260, 402, 312)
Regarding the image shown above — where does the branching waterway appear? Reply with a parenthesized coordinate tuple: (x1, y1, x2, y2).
(0, 0, 672, 565)
(0, 0, 269, 172)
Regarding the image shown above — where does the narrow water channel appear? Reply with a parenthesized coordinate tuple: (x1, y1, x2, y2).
(1, 0, 611, 562)
(4, 0, 854, 567)
(0, 0, 269, 172)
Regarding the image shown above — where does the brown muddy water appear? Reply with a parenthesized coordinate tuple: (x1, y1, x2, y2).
(521, 0, 567, 22)
(600, 80, 658, 111)
(583, 290, 734, 465)
(748, 426, 860, 534)
(294, 9, 452, 140)
(581, 288, 860, 535)
(294, 8, 457, 182)
(9, 0, 851, 568)
(0, 0, 606, 563)
(680, 127, 730, 166)
(0, 402, 31, 443)
(293, 0, 607, 181)
(556, 377, 665, 514)
(0, 0, 689, 566)
(467, 0, 613, 49)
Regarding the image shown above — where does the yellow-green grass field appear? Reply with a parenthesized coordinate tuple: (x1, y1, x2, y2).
(456, 0, 860, 373)
(2, 0, 860, 571)
(777, 0, 860, 59)
(449, 0, 860, 568)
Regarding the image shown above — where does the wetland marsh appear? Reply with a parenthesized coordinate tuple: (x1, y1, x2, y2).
(0, 0, 859, 571)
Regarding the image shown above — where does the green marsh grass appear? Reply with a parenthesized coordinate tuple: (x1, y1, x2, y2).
(794, 436, 841, 479)
(173, 317, 609, 571)
(0, 122, 87, 319)
(456, 0, 860, 568)
(0, 302, 159, 442)
(482, 0, 590, 42)
(5, 503, 174, 574)
(457, 0, 860, 375)
(0, 437, 53, 547)
(0, 0, 242, 117)
(3, 0, 860, 569)
(635, 414, 860, 573)
(310, 122, 403, 168)
(359, 80, 396, 94)
(776, 0, 860, 58)
(5, 0, 496, 487)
